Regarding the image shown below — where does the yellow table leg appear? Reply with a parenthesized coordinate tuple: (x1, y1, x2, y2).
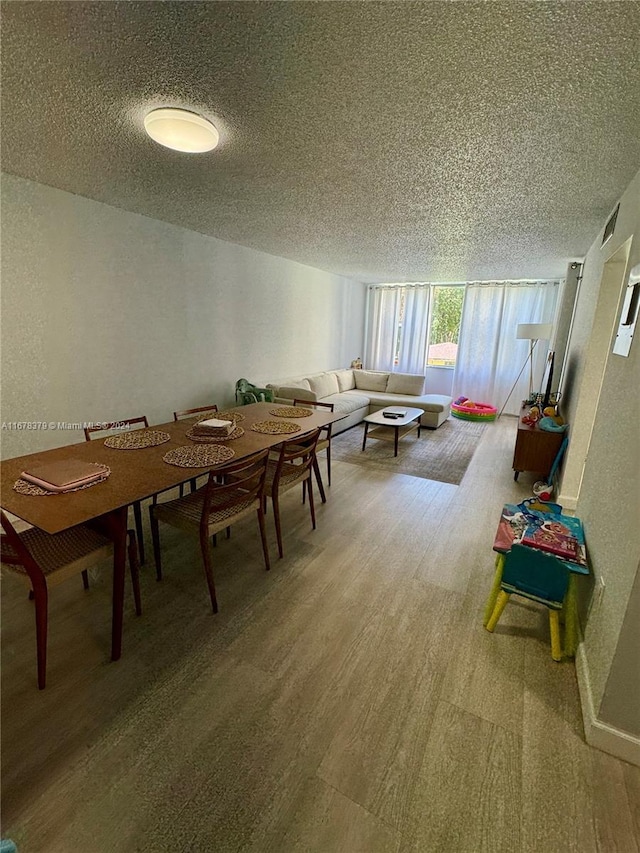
(483, 553, 505, 627)
(549, 610, 563, 661)
(563, 574, 579, 657)
(486, 590, 510, 632)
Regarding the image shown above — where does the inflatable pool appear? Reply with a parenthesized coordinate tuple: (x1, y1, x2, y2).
(451, 397, 497, 422)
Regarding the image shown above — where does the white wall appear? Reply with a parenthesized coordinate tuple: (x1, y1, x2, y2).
(0, 174, 366, 459)
(559, 168, 640, 750)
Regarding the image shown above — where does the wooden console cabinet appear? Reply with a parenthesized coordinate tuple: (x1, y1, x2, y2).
(512, 405, 564, 481)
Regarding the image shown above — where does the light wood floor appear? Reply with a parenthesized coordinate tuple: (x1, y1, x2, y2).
(2, 418, 639, 852)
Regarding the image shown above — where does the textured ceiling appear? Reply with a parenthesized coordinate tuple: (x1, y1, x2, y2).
(2, 1, 640, 283)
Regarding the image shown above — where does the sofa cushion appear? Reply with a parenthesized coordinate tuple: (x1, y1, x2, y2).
(277, 385, 317, 402)
(323, 392, 370, 415)
(266, 378, 311, 394)
(334, 369, 356, 392)
(364, 390, 451, 413)
(354, 371, 389, 392)
(307, 372, 340, 399)
(386, 373, 425, 396)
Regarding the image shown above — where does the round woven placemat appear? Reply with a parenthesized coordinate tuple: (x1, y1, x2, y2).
(269, 406, 313, 418)
(163, 445, 235, 468)
(250, 420, 301, 435)
(13, 464, 111, 496)
(196, 410, 245, 424)
(104, 430, 171, 450)
(186, 425, 245, 443)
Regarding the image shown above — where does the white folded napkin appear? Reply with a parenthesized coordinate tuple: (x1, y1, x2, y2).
(197, 418, 233, 429)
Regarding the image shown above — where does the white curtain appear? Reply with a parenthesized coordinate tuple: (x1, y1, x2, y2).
(452, 281, 560, 416)
(397, 286, 431, 373)
(364, 287, 401, 371)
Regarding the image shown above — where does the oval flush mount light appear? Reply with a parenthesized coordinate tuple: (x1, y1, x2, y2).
(143, 108, 219, 153)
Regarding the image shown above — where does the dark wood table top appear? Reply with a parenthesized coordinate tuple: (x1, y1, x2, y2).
(1, 403, 344, 534)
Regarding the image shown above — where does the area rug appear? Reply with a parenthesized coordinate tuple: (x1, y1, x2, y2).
(330, 417, 487, 485)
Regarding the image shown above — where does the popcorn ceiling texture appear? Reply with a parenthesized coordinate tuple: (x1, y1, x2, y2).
(2, 1, 639, 283)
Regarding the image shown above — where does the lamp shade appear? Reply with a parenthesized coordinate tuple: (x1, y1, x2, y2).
(516, 323, 553, 341)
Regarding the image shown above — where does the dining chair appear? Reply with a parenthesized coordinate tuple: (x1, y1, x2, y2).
(0, 511, 141, 689)
(265, 429, 321, 559)
(173, 404, 219, 497)
(485, 543, 569, 661)
(293, 398, 334, 502)
(84, 416, 149, 564)
(149, 449, 271, 613)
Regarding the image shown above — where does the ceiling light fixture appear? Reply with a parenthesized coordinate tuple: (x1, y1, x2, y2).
(143, 108, 219, 153)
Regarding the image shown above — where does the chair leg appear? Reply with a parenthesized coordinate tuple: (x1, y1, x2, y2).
(199, 528, 218, 613)
(82, 569, 90, 590)
(313, 458, 327, 504)
(307, 474, 317, 530)
(549, 609, 563, 662)
(326, 444, 331, 487)
(33, 581, 48, 690)
(127, 532, 142, 616)
(133, 501, 145, 565)
(272, 491, 284, 559)
(485, 590, 510, 632)
(148, 505, 163, 581)
(257, 507, 271, 571)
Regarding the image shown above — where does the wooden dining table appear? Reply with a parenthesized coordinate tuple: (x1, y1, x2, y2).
(0, 402, 345, 661)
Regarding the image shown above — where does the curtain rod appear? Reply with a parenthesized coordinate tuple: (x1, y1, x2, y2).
(368, 280, 562, 290)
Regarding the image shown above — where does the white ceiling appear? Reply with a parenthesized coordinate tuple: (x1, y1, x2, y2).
(2, 1, 639, 284)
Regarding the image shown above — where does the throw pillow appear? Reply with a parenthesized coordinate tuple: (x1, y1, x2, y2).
(354, 371, 390, 392)
(307, 373, 340, 399)
(334, 369, 356, 392)
(386, 373, 425, 395)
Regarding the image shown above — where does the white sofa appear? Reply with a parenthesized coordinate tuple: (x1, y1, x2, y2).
(264, 369, 452, 434)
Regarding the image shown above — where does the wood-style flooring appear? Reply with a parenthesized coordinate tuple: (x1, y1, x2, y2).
(2, 417, 639, 852)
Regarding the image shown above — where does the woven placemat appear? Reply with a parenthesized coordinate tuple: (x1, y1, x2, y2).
(186, 425, 245, 443)
(13, 464, 111, 496)
(104, 430, 171, 449)
(250, 420, 301, 435)
(163, 445, 235, 468)
(196, 410, 245, 424)
(269, 406, 313, 418)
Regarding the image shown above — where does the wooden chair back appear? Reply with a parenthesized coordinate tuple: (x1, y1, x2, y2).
(84, 416, 149, 441)
(271, 429, 321, 490)
(1, 511, 42, 590)
(293, 399, 334, 445)
(173, 404, 218, 421)
(200, 450, 269, 527)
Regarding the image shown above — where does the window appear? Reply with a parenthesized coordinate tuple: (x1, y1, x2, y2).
(367, 283, 465, 373)
(427, 285, 464, 367)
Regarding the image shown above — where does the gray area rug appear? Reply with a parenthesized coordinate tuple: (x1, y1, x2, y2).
(331, 417, 487, 485)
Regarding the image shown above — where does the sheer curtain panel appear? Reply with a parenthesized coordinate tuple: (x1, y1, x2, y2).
(452, 281, 560, 416)
(364, 287, 401, 371)
(397, 286, 431, 373)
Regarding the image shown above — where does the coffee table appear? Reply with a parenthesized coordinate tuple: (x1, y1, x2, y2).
(361, 407, 423, 457)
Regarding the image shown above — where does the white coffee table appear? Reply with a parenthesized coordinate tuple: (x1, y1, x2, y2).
(362, 407, 424, 457)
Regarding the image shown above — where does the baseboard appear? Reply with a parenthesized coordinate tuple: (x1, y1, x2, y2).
(576, 643, 640, 766)
(557, 491, 578, 512)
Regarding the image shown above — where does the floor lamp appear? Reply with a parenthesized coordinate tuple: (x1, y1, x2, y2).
(498, 322, 553, 417)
